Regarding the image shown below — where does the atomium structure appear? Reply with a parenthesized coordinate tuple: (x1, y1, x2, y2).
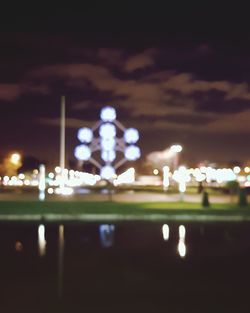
(74, 106, 141, 180)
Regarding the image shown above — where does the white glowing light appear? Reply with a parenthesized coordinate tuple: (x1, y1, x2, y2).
(200, 166, 207, 173)
(114, 168, 135, 185)
(162, 224, 169, 241)
(179, 182, 186, 193)
(124, 128, 139, 144)
(179, 225, 186, 240)
(193, 168, 206, 182)
(101, 150, 116, 162)
(74, 145, 91, 161)
(163, 166, 170, 188)
(173, 166, 190, 193)
(39, 164, 46, 201)
(99, 123, 116, 139)
(47, 187, 54, 194)
(178, 240, 186, 258)
(18, 173, 25, 180)
(77, 127, 93, 143)
(55, 166, 61, 174)
(244, 166, 250, 174)
(170, 144, 182, 153)
(75, 106, 141, 181)
(100, 165, 116, 180)
(153, 169, 159, 175)
(216, 168, 236, 183)
(48, 172, 54, 179)
(38, 224, 46, 257)
(24, 179, 30, 186)
(3, 176, 9, 182)
(101, 138, 116, 151)
(55, 187, 74, 196)
(10, 153, 21, 165)
(124, 145, 141, 161)
(100, 106, 116, 122)
(233, 166, 241, 174)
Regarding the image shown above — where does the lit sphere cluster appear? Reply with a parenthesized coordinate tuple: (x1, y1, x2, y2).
(75, 106, 141, 180)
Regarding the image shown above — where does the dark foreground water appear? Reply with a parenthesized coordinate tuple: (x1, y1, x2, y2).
(0, 221, 249, 313)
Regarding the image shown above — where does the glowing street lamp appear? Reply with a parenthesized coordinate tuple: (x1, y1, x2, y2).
(74, 106, 141, 181)
(10, 153, 21, 166)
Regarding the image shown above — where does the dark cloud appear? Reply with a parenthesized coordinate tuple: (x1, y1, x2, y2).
(0, 33, 249, 164)
(193, 91, 250, 114)
(164, 114, 215, 125)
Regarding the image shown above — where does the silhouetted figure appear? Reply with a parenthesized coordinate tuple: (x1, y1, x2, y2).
(198, 181, 204, 194)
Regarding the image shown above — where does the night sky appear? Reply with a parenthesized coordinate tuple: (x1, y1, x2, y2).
(0, 4, 250, 167)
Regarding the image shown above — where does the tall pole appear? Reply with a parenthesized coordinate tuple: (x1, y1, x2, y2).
(60, 96, 65, 190)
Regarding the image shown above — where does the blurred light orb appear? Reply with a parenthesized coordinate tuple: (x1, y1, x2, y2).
(244, 166, 250, 174)
(233, 166, 241, 174)
(125, 145, 141, 161)
(101, 138, 116, 151)
(74, 145, 91, 161)
(101, 150, 116, 162)
(77, 127, 93, 143)
(100, 106, 116, 122)
(48, 172, 54, 179)
(100, 165, 116, 180)
(10, 153, 21, 165)
(153, 169, 159, 175)
(47, 187, 54, 194)
(170, 144, 183, 153)
(124, 128, 139, 144)
(99, 123, 116, 139)
(55, 166, 61, 174)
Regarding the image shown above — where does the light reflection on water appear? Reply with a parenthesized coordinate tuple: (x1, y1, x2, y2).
(178, 225, 187, 258)
(38, 224, 46, 257)
(1, 221, 250, 312)
(99, 224, 115, 248)
(162, 224, 170, 240)
(58, 224, 64, 299)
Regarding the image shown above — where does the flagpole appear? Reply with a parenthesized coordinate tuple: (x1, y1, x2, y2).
(60, 96, 65, 189)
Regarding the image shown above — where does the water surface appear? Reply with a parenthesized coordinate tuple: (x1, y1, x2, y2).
(0, 221, 249, 312)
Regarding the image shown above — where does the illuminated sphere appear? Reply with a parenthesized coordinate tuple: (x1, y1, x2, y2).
(124, 128, 139, 144)
(99, 123, 116, 139)
(100, 165, 116, 180)
(100, 106, 116, 122)
(124, 145, 141, 161)
(77, 127, 93, 143)
(74, 144, 91, 161)
(101, 138, 116, 151)
(101, 150, 116, 162)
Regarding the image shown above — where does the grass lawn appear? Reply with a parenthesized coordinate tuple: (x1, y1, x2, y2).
(0, 200, 249, 221)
